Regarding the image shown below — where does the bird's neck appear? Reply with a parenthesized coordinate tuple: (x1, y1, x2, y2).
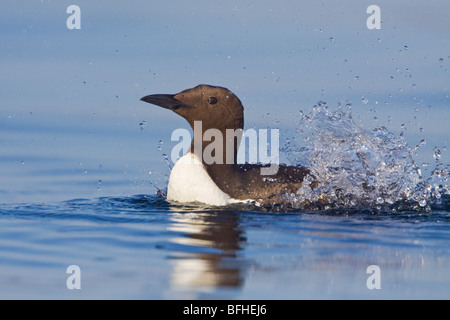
(189, 125, 243, 168)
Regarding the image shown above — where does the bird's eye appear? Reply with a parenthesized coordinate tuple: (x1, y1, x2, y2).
(208, 97, 218, 105)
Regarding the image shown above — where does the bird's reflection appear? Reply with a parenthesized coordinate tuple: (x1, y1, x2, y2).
(167, 209, 247, 295)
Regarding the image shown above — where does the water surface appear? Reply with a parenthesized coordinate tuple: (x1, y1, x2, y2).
(0, 192, 449, 299)
(1, 0, 449, 300)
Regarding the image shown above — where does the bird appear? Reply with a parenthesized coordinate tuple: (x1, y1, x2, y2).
(141, 84, 312, 207)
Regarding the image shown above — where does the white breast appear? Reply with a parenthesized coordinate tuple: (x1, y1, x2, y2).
(167, 153, 244, 206)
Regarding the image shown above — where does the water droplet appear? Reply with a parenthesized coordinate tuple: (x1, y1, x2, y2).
(362, 97, 369, 104)
(161, 153, 172, 169)
(419, 199, 427, 207)
(139, 120, 146, 131)
(157, 140, 163, 151)
(148, 171, 152, 175)
(21, 160, 25, 165)
(412, 138, 426, 152)
(433, 147, 441, 161)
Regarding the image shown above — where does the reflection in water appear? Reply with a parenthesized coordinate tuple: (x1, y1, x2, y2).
(167, 210, 247, 296)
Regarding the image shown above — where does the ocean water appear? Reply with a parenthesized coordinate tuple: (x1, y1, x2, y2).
(1, 1, 450, 300)
(1, 108, 450, 300)
(1, 196, 450, 299)
(1, 193, 450, 300)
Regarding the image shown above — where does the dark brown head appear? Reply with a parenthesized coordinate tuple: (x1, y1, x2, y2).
(140, 84, 244, 132)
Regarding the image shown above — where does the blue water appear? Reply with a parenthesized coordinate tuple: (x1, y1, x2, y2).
(2, 113, 450, 300)
(1, 193, 449, 299)
(1, 116, 450, 299)
(1, 1, 450, 300)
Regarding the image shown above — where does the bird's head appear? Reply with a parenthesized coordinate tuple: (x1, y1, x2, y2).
(140, 84, 244, 132)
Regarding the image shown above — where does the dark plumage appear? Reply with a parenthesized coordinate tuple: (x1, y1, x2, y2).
(141, 84, 313, 205)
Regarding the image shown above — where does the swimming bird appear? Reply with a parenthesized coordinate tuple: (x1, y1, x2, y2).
(141, 84, 312, 206)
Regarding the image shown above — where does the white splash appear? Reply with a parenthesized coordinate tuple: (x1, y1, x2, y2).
(283, 102, 449, 210)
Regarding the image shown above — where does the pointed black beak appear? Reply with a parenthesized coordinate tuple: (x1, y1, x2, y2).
(140, 94, 189, 111)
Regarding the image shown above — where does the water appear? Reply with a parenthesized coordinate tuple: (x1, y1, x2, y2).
(1, 0, 449, 300)
(284, 105, 449, 210)
(1, 109, 450, 299)
(0, 195, 449, 299)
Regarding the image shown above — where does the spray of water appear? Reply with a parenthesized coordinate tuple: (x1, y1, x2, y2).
(282, 102, 449, 211)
